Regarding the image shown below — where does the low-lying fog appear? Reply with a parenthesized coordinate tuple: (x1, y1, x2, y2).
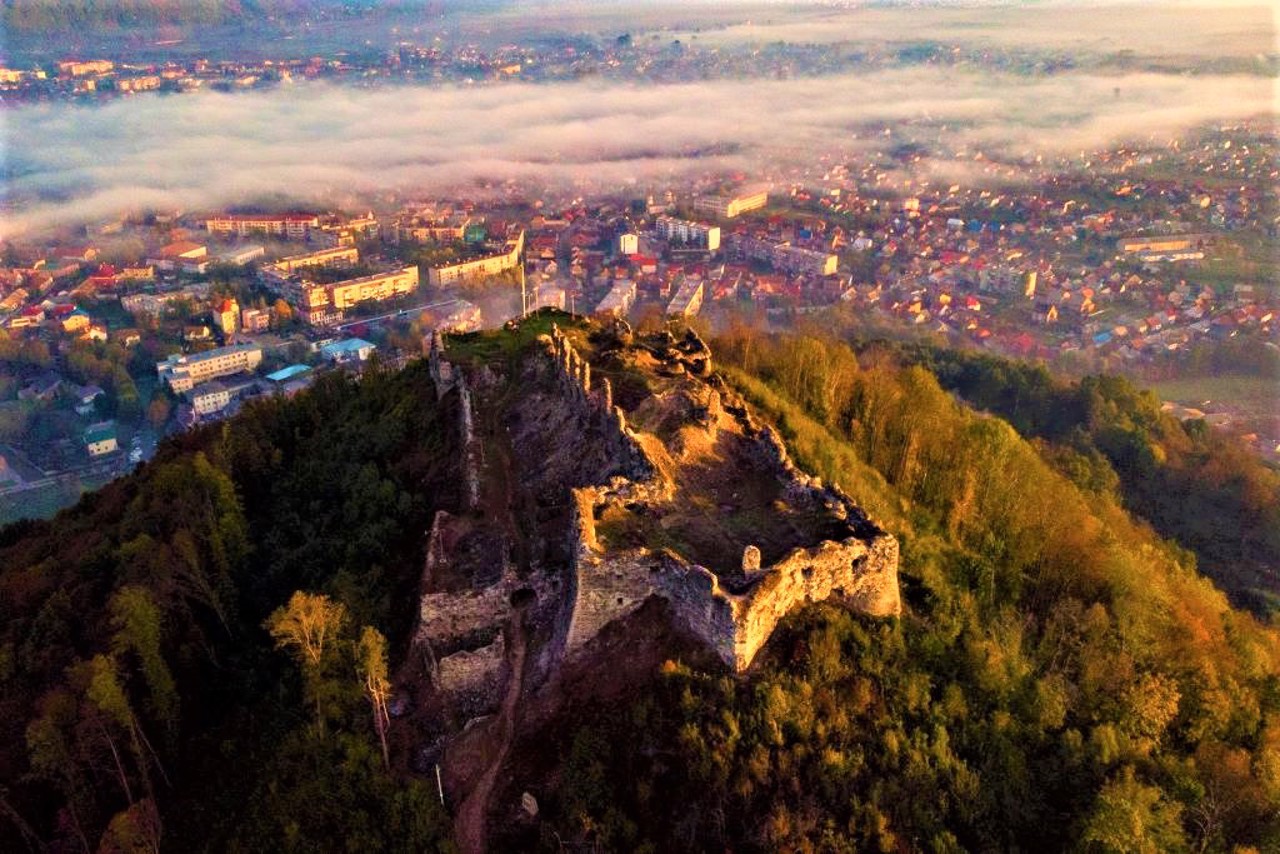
(3, 1, 1274, 237)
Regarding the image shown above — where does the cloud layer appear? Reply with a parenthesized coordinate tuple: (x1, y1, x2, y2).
(3, 64, 1274, 237)
(675, 2, 1276, 60)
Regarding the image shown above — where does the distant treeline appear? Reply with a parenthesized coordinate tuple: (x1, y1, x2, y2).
(1, 0, 417, 34)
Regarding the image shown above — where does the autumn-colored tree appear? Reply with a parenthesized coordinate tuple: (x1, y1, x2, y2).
(1080, 766, 1187, 854)
(266, 592, 348, 734)
(271, 298, 293, 325)
(146, 396, 170, 430)
(355, 626, 392, 770)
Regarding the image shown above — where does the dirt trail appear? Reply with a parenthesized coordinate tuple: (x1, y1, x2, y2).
(454, 604, 528, 854)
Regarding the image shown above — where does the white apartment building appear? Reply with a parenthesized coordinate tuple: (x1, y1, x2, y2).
(156, 343, 263, 392)
(655, 216, 721, 251)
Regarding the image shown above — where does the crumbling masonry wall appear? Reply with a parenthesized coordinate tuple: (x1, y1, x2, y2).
(566, 486, 900, 671)
(415, 511, 515, 707)
(542, 325, 654, 481)
(540, 322, 900, 672)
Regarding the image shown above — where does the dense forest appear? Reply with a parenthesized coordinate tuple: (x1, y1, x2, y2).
(2, 320, 1279, 852)
(898, 344, 1280, 614)
(0, 360, 457, 851)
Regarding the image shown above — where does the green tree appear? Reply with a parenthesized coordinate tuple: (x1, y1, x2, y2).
(1080, 767, 1187, 854)
(109, 587, 179, 739)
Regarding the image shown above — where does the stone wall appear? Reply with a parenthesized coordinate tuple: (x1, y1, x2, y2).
(418, 322, 901, 683)
(458, 378, 481, 512)
(436, 635, 507, 713)
(542, 325, 653, 481)
(562, 488, 677, 654)
(565, 493, 899, 671)
(557, 348, 901, 672)
(726, 533, 899, 669)
(426, 329, 457, 398)
(652, 559, 741, 667)
(415, 510, 514, 702)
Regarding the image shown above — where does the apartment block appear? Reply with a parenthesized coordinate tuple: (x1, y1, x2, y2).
(156, 343, 263, 393)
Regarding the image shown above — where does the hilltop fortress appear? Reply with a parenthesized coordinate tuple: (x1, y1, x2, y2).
(413, 314, 899, 715)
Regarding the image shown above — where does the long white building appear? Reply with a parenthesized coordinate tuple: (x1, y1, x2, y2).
(693, 186, 769, 220)
(157, 343, 263, 393)
(726, 234, 838, 277)
(205, 214, 319, 240)
(426, 230, 524, 287)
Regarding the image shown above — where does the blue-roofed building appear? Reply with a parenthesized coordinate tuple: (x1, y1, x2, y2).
(266, 364, 312, 383)
(319, 338, 376, 364)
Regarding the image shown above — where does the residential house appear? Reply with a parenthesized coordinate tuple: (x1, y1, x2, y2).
(69, 383, 106, 416)
(84, 421, 119, 457)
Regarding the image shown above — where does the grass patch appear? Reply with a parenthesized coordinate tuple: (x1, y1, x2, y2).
(0, 470, 118, 527)
(1149, 374, 1280, 420)
(444, 309, 591, 368)
(719, 366, 907, 529)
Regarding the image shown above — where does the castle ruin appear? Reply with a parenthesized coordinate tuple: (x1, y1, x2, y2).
(414, 315, 900, 714)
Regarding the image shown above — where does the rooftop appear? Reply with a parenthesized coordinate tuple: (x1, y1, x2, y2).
(83, 421, 117, 444)
(320, 338, 375, 358)
(266, 364, 311, 383)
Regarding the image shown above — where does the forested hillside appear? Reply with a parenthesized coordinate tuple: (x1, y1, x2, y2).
(1, 324, 1278, 853)
(898, 345, 1280, 614)
(0, 361, 456, 852)
(517, 328, 1280, 852)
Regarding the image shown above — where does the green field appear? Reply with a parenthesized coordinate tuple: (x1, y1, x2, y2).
(1150, 374, 1280, 422)
(0, 470, 117, 527)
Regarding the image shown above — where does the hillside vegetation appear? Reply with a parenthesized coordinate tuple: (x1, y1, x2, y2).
(1, 322, 1278, 853)
(525, 327, 1280, 852)
(901, 344, 1280, 614)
